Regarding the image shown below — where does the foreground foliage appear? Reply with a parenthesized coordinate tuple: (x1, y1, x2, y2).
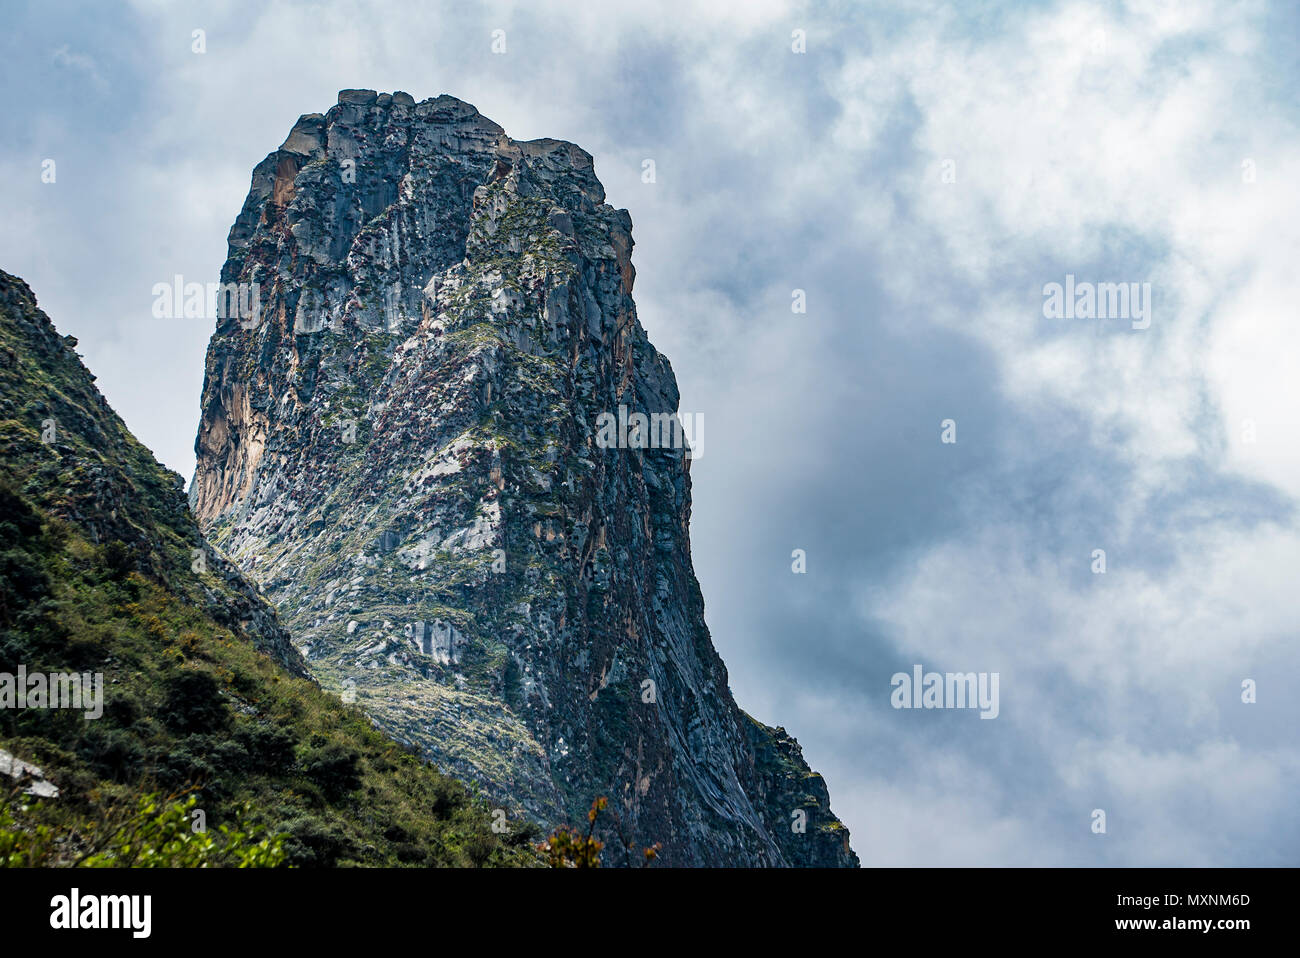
(539, 797, 660, 868)
(1, 790, 285, 867)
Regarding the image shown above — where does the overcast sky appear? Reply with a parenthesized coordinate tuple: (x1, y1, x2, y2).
(2, 0, 1297, 865)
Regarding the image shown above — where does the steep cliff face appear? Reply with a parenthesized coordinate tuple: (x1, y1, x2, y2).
(192, 90, 857, 866)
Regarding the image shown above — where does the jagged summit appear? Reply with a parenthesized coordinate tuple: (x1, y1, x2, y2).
(192, 91, 858, 866)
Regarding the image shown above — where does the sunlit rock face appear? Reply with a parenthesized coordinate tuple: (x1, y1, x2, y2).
(192, 90, 857, 866)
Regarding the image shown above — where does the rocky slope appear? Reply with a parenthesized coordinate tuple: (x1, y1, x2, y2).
(192, 90, 857, 866)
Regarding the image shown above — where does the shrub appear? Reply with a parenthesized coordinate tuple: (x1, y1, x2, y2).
(299, 742, 362, 800)
(0, 792, 286, 868)
(280, 815, 352, 868)
(161, 670, 228, 733)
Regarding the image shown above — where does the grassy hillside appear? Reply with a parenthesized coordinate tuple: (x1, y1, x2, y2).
(0, 269, 538, 866)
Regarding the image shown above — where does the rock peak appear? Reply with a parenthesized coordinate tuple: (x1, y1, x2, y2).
(193, 94, 857, 866)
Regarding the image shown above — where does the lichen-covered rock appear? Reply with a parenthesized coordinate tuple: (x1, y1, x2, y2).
(192, 90, 858, 866)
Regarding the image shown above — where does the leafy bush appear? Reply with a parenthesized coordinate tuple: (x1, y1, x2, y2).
(299, 742, 362, 800)
(161, 671, 229, 733)
(0, 791, 285, 868)
(280, 814, 353, 868)
(539, 797, 660, 868)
